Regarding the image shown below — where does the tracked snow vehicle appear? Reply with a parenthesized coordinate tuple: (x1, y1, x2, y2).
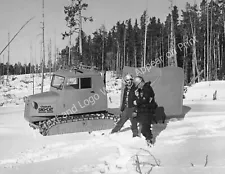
(24, 64, 118, 136)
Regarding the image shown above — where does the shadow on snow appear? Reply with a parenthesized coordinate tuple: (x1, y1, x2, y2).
(119, 105, 191, 144)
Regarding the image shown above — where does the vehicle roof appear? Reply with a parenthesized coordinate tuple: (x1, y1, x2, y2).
(53, 69, 100, 78)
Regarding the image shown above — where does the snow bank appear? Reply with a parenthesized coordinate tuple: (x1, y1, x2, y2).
(106, 71, 121, 108)
(1, 73, 225, 174)
(0, 73, 51, 107)
(185, 81, 225, 101)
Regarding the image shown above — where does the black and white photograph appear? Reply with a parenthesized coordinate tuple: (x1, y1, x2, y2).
(0, 0, 225, 173)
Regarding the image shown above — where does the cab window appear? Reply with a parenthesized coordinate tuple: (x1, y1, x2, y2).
(66, 77, 79, 89)
(51, 75, 65, 90)
(80, 78, 92, 89)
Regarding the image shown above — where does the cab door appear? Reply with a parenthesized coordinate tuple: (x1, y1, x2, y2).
(77, 77, 95, 113)
(63, 76, 95, 115)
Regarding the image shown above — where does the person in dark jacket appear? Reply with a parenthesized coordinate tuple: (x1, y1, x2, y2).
(145, 81, 158, 124)
(133, 76, 155, 146)
(111, 74, 139, 137)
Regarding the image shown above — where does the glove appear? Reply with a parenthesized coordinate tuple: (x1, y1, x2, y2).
(135, 90, 139, 97)
(132, 110, 137, 118)
(119, 111, 123, 118)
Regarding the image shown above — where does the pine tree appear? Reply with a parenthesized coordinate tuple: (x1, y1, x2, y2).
(62, 0, 93, 58)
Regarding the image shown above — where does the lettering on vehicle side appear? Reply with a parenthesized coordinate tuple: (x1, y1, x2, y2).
(38, 105, 53, 113)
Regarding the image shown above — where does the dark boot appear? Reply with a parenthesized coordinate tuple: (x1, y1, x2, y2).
(111, 108, 129, 133)
(141, 123, 153, 143)
(133, 134, 141, 138)
(146, 138, 154, 147)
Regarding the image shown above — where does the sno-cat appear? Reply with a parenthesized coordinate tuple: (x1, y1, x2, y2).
(24, 64, 184, 136)
(24, 64, 118, 136)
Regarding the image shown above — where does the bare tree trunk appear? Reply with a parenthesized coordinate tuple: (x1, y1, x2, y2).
(7, 32, 10, 83)
(214, 33, 217, 80)
(102, 34, 104, 71)
(68, 29, 71, 66)
(116, 40, 119, 71)
(204, 33, 206, 80)
(167, 34, 169, 66)
(209, 1, 213, 80)
(30, 42, 32, 78)
(159, 35, 162, 67)
(207, 1, 209, 81)
(123, 27, 126, 67)
(3, 55, 5, 85)
(0, 56, 1, 84)
(189, 17, 196, 83)
(221, 38, 223, 75)
(48, 39, 52, 78)
(183, 35, 187, 83)
(134, 47, 137, 67)
(161, 28, 164, 67)
(79, 4, 82, 56)
(192, 53, 196, 83)
(217, 33, 220, 72)
(150, 35, 152, 63)
(41, 0, 45, 93)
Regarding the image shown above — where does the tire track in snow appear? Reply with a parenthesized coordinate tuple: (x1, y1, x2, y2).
(0, 137, 107, 168)
(91, 133, 151, 174)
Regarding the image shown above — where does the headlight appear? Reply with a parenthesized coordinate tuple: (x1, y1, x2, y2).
(32, 101, 38, 109)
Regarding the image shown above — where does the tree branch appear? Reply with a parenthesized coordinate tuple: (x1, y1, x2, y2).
(140, 148, 161, 166)
(204, 155, 208, 167)
(0, 17, 35, 55)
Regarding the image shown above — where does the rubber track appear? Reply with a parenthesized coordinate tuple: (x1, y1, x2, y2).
(33, 112, 119, 136)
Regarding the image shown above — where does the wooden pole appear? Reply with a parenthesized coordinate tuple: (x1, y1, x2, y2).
(41, 0, 45, 93)
(143, 0, 148, 67)
(7, 32, 10, 83)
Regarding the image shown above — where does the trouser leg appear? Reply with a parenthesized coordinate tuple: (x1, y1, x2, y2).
(130, 117, 138, 136)
(141, 123, 153, 140)
(137, 122, 142, 137)
(111, 107, 129, 133)
(127, 107, 138, 136)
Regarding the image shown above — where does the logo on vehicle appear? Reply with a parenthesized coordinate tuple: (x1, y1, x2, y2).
(38, 105, 53, 113)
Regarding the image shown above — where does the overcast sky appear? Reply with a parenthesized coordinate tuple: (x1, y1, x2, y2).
(0, 0, 202, 65)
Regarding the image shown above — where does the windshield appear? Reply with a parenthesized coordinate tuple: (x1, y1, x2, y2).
(51, 75, 65, 89)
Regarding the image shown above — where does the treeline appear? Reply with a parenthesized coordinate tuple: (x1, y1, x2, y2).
(0, 62, 59, 75)
(60, 0, 225, 83)
(2, 0, 225, 84)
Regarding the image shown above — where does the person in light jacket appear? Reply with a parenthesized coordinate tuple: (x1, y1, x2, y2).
(111, 74, 139, 137)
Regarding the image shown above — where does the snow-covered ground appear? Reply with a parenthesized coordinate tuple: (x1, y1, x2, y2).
(1, 72, 225, 174)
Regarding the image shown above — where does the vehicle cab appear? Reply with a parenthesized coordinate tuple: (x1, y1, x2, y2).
(24, 66, 107, 123)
